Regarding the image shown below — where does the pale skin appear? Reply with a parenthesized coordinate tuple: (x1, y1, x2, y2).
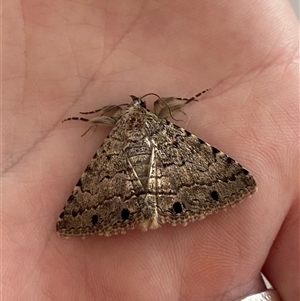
(2, 1, 299, 300)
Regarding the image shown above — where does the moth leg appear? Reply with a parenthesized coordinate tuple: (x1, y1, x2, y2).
(62, 105, 126, 136)
(154, 88, 211, 119)
(62, 104, 127, 124)
(79, 104, 128, 116)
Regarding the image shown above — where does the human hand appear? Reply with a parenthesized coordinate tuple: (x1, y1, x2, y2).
(3, 1, 299, 300)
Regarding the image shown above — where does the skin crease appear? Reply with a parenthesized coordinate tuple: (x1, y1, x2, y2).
(2, 0, 299, 300)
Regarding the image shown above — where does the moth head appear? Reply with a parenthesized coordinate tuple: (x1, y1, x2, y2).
(129, 95, 147, 109)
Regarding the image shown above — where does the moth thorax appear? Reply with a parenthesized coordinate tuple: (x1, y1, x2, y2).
(125, 129, 145, 140)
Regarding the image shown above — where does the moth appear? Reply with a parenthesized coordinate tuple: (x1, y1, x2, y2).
(57, 90, 257, 237)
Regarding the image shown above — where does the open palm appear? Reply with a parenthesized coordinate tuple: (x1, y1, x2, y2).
(3, 1, 299, 300)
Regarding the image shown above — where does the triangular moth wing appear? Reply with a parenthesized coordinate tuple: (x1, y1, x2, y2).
(149, 118, 257, 226)
(57, 127, 150, 237)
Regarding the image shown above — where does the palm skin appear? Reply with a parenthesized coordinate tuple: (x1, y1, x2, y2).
(3, 1, 299, 300)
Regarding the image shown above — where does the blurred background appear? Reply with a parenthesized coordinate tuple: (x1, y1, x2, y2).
(289, 0, 299, 18)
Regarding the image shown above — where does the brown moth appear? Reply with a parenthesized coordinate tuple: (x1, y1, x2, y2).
(57, 90, 257, 237)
